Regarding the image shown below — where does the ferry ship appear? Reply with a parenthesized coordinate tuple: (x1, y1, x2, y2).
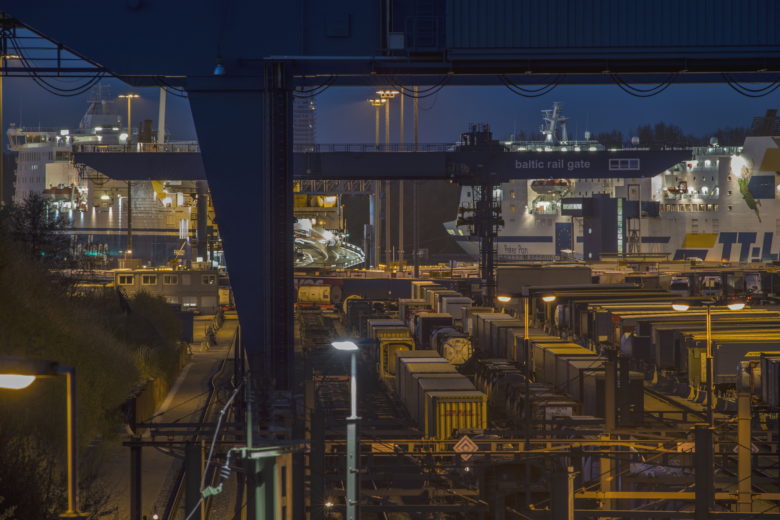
(446, 104, 780, 264)
(8, 86, 364, 269)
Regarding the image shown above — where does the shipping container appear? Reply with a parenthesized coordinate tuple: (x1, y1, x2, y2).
(462, 306, 494, 335)
(378, 338, 415, 378)
(473, 312, 513, 352)
(412, 281, 440, 300)
(423, 390, 487, 439)
(440, 296, 474, 324)
(487, 320, 524, 358)
(409, 375, 474, 425)
(366, 319, 406, 340)
(397, 360, 456, 403)
(297, 285, 332, 305)
(761, 355, 780, 408)
(399, 299, 430, 326)
(433, 290, 463, 313)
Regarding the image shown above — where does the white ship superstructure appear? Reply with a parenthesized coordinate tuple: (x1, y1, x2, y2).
(447, 105, 780, 264)
(8, 88, 213, 266)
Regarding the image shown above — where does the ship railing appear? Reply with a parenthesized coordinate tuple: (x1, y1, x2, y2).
(73, 142, 201, 153)
(294, 143, 455, 153)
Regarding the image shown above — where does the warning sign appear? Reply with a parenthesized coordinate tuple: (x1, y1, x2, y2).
(453, 435, 479, 461)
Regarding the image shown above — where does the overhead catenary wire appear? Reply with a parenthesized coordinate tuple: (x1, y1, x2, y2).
(293, 75, 336, 98)
(610, 72, 675, 98)
(500, 74, 564, 98)
(9, 37, 105, 96)
(722, 73, 780, 98)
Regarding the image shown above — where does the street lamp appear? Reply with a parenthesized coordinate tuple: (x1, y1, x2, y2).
(331, 341, 360, 520)
(0, 356, 87, 519)
(118, 93, 140, 146)
(377, 90, 399, 266)
(367, 98, 386, 269)
(673, 299, 746, 425)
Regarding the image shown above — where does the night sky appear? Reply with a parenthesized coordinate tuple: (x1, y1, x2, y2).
(5, 76, 779, 143)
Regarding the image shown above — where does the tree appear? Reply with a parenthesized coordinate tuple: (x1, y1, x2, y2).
(1, 193, 71, 266)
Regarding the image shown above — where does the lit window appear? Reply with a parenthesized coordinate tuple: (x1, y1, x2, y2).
(118, 275, 134, 285)
(201, 274, 217, 285)
(141, 274, 158, 285)
(163, 274, 178, 285)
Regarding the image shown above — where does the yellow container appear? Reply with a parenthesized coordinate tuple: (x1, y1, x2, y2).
(379, 338, 415, 378)
(373, 326, 411, 341)
(423, 391, 488, 440)
(293, 194, 308, 207)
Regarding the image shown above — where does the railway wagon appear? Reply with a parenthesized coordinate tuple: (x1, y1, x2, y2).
(505, 385, 580, 426)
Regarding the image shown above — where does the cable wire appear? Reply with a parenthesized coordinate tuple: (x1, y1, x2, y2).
(610, 73, 675, 98)
(723, 73, 780, 98)
(500, 74, 564, 98)
(10, 37, 104, 96)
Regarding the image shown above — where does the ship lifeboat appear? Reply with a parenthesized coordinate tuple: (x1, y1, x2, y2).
(531, 179, 571, 194)
(665, 181, 688, 195)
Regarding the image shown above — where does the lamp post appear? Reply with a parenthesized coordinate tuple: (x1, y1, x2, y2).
(377, 90, 399, 266)
(673, 299, 745, 426)
(0, 356, 87, 519)
(367, 98, 386, 269)
(118, 93, 140, 147)
(331, 341, 360, 520)
(542, 294, 557, 334)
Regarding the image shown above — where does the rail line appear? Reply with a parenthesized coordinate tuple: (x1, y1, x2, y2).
(162, 327, 238, 520)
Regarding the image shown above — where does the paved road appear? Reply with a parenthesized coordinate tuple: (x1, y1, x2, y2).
(99, 313, 238, 520)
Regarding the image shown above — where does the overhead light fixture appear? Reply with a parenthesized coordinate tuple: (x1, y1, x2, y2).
(497, 295, 512, 303)
(332, 341, 359, 351)
(542, 295, 557, 303)
(0, 374, 36, 390)
(213, 57, 225, 76)
(727, 301, 746, 311)
(672, 301, 690, 312)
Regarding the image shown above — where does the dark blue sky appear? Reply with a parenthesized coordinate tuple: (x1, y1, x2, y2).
(5, 76, 778, 143)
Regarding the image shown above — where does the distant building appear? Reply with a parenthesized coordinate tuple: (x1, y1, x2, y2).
(293, 96, 316, 151)
(113, 268, 220, 313)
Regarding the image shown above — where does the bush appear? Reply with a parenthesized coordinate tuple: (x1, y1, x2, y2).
(0, 216, 183, 518)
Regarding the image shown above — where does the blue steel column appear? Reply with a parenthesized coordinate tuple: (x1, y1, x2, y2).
(188, 68, 293, 391)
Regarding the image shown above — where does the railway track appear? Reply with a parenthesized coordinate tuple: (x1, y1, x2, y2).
(161, 329, 238, 520)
